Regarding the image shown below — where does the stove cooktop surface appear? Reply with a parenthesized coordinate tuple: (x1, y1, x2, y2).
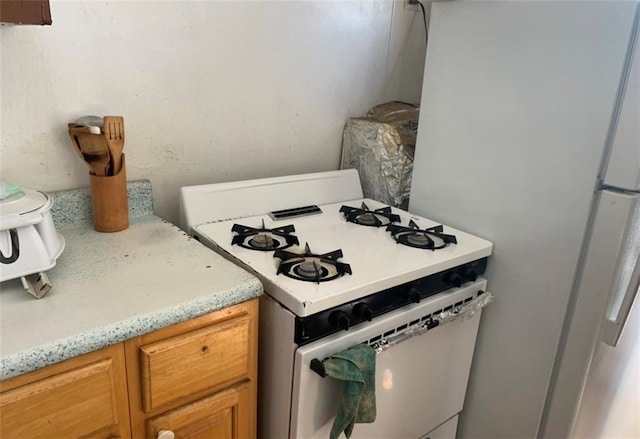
(194, 198, 492, 317)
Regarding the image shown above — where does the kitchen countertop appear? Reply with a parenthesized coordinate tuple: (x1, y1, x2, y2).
(0, 181, 262, 381)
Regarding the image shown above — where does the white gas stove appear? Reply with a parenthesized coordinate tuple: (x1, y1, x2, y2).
(180, 169, 493, 439)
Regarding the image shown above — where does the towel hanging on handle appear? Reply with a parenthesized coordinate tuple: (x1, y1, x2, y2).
(322, 343, 377, 439)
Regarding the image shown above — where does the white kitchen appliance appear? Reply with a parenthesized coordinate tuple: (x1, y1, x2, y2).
(410, 2, 640, 438)
(0, 183, 65, 298)
(180, 169, 493, 439)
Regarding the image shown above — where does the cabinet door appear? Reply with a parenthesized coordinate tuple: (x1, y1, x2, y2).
(0, 344, 131, 439)
(0, 1, 51, 24)
(147, 382, 253, 439)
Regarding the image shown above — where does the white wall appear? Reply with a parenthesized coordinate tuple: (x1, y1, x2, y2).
(1, 0, 426, 224)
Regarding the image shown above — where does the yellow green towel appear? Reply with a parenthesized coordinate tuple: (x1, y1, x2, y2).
(323, 343, 377, 439)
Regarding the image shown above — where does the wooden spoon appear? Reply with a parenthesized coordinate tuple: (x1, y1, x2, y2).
(68, 124, 111, 176)
(103, 116, 125, 175)
(67, 123, 92, 170)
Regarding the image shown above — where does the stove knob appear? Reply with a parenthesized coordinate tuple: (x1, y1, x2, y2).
(463, 268, 478, 282)
(409, 287, 421, 304)
(329, 310, 350, 331)
(353, 303, 373, 322)
(444, 272, 463, 288)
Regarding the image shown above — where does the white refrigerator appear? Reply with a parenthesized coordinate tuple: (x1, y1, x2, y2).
(409, 2, 640, 438)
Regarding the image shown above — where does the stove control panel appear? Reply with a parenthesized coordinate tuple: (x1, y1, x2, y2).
(294, 257, 488, 345)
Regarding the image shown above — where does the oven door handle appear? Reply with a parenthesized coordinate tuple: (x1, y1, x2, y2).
(310, 358, 329, 377)
(309, 291, 494, 377)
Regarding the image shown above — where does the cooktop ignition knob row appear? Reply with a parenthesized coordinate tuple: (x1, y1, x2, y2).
(409, 287, 421, 304)
(353, 303, 373, 322)
(463, 268, 478, 282)
(444, 272, 463, 288)
(328, 310, 350, 331)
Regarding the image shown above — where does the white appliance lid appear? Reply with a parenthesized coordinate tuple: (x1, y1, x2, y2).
(0, 184, 49, 217)
(0, 184, 52, 231)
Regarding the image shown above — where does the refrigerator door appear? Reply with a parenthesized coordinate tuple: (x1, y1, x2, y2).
(602, 20, 640, 191)
(572, 287, 640, 438)
(542, 11, 640, 437)
(600, 195, 640, 346)
(540, 190, 640, 438)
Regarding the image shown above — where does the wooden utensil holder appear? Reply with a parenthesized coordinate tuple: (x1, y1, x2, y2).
(90, 154, 129, 232)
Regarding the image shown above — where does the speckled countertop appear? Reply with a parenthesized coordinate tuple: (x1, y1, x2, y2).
(0, 181, 262, 380)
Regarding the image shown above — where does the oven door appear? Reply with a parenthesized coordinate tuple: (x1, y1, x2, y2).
(289, 279, 486, 439)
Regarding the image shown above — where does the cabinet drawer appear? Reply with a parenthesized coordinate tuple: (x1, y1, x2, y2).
(146, 382, 253, 439)
(140, 314, 251, 411)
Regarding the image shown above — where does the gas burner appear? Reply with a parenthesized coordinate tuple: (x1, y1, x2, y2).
(231, 219, 299, 251)
(274, 243, 352, 283)
(387, 220, 457, 250)
(340, 202, 401, 227)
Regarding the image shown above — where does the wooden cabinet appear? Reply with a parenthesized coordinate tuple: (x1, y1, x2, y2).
(0, 299, 258, 439)
(0, 344, 131, 439)
(0, 1, 52, 25)
(126, 299, 258, 439)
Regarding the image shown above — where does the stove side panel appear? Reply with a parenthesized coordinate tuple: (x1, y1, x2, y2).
(258, 294, 298, 439)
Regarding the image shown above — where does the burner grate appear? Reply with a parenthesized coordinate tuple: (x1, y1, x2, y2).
(340, 202, 401, 227)
(231, 219, 299, 251)
(387, 219, 457, 250)
(274, 243, 352, 283)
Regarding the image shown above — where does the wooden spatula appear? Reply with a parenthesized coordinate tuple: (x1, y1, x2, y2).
(104, 116, 125, 175)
